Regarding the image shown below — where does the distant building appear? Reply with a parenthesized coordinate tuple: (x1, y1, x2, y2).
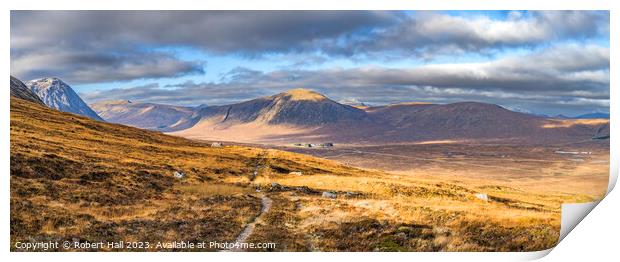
(293, 142, 334, 148)
(211, 142, 223, 148)
(554, 150, 591, 155)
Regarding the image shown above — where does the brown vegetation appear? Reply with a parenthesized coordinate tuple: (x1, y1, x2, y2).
(10, 97, 606, 252)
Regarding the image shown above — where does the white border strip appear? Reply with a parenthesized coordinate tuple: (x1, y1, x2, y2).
(2, 0, 616, 261)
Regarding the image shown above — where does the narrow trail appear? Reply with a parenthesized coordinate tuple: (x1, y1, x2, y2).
(226, 149, 272, 251)
(249, 150, 268, 181)
(227, 195, 272, 251)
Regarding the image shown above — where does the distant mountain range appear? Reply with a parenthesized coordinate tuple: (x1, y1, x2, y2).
(572, 113, 610, 119)
(549, 113, 609, 119)
(10, 76, 609, 145)
(25, 77, 103, 121)
(91, 100, 195, 131)
(169, 89, 609, 145)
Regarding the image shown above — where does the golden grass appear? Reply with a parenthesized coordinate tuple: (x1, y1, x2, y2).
(171, 119, 316, 144)
(176, 183, 254, 197)
(10, 97, 602, 252)
(542, 119, 609, 128)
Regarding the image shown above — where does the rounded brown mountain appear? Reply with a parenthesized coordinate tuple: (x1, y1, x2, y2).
(197, 88, 368, 126)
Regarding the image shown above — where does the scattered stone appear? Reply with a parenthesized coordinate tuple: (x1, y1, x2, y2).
(322, 191, 337, 199)
(269, 182, 285, 191)
(397, 226, 412, 232)
(295, 186, 318, 194)
(475, 193, 488, 201)
(345, 191, 361, 198)
(173, 171, 185, 179)
(395, 232, 408, 240)
(354, 201, 370, 208)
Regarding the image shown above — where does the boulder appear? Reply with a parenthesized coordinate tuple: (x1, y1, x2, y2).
(173, 171, 185, 179)
(295, 186, 317, 194)
(345, 191, 361, 198)
(322, 191, 337, 199)
(475, 193, 488, 201)
(270, 182, 284, 191)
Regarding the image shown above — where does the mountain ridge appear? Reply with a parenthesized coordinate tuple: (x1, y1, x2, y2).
(91, 100, 195, 131)
(573, 112, 609, 119)
(87, 88, 608, 145)
(10, 76, 44, 105)
(172, 90, 608, 145)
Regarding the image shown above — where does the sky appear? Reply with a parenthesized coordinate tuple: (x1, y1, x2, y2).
(10, 10, 610, 116)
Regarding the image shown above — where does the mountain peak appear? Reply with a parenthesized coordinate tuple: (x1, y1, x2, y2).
(28, 77, 66, 88)
(279, 88, 326, 101)
(25, 77, 104, 121)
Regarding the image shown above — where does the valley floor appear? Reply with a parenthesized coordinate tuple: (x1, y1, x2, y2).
(278, 141, 610, 198)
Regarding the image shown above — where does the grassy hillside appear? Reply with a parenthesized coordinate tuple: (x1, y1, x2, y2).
(10, 97, 595, 251)
(10, 97, 370, 250)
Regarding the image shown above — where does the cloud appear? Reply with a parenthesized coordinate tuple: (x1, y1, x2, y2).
(12, 11, 610, 115)
(10, 11, 398, 53)
(82, 44, 609, 115)
(331, 11, 609, 59)
(81, 81, 270, 106)
(11, 11, 609, 84)
(210, 44, 609, 94)
(11, 50, 204, 83)
(13, 11, 606, 56)
(10, 10, 399, 83)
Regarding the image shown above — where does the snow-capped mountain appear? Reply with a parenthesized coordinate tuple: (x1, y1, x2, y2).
(26, 77, 104, 121)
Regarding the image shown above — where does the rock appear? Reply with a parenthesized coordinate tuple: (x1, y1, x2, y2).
(295, 186, 317, 194)
(289, 171, 303, 175)
(354, 201, 370, 208)
(395, 232, 408, 240)
(173, 171, 185, 179)
(475, 193, 488, 201)
(397, 226, 412, 232)
(322, 191, 337, 199)
(345, 191, 361, 198)
(269, 182, 285, 191)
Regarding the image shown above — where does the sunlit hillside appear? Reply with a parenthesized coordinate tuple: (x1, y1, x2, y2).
(10, 97, 597, 251)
